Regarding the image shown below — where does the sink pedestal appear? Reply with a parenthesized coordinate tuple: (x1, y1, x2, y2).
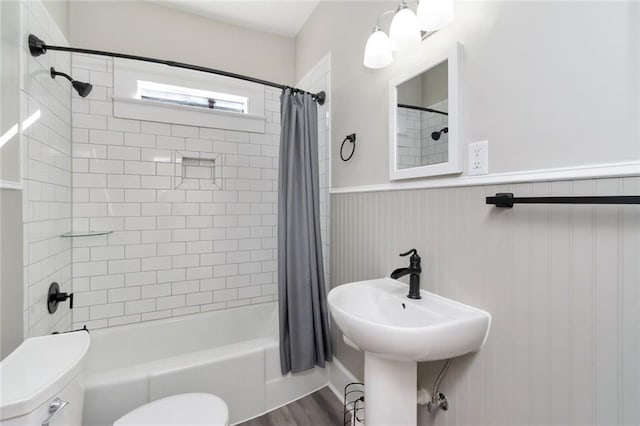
(364, 352, 417, 426)
(329, 278, 492, 424)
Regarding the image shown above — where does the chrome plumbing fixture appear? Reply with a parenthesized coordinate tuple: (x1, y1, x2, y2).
(426, 358, 452, 413)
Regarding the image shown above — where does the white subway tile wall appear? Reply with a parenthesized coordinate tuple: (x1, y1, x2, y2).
(71, 53, 285, 329)
(296, 53, 331, 292)
(396, 99, 449, 169)
(396, 108, 422, 169)
(421, 99, 449, 165)
(21, 0, 73, 337)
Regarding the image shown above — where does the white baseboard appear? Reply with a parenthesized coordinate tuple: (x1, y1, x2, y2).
(327, 358, 360, 404)
(264, 365, 329, 411)
(231, 359, 358, 425)
(232, 382, 328, 426)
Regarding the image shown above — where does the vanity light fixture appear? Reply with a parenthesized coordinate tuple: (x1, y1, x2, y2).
(417, 0, 455, 31)
(363, 11, 395, 69)
(389, 1, 421, 52)
(363, 0, 455, 69)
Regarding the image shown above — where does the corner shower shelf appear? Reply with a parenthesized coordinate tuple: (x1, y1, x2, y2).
(60, 231, 114, 238)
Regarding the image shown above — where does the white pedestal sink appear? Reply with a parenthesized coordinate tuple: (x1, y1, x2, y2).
(328, 278, 491, 426)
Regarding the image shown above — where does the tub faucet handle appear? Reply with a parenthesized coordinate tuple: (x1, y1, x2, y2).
(47, 282, 74, 314)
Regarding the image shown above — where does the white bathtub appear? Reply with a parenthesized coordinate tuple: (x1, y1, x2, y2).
(82, 302, 328, 425)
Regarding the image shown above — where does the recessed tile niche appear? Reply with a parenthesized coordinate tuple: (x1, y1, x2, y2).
(175, 152, 223, 190)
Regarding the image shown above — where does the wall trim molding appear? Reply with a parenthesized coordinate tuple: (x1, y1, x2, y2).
(327, 358, 360, 404)
(330, 161, 640, 194)
(0, 180, 23, 191)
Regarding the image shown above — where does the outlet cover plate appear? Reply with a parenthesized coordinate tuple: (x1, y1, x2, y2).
(468, 140, 489, 175)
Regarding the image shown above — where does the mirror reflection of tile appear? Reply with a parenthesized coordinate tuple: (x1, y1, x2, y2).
(422, 100, 448, 166)
(396, 101, 448, 170)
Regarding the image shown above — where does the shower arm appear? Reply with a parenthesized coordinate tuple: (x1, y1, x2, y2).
(50, 68, 73, 82)
(28, 34, 326, 105)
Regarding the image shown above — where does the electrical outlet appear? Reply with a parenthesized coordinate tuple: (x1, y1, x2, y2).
(468, 140, 489, 175)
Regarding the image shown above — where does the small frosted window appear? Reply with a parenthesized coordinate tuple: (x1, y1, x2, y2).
(137, 80, 248, 114)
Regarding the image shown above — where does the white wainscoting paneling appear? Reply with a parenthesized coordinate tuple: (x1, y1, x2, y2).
(331, 176, 640, 425)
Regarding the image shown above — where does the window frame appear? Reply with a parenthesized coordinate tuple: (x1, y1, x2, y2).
(112, 58, 266, 133)
(137, 80, 249, 114)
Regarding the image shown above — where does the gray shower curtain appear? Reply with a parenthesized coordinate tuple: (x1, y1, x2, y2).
(278, 89, 332, 374)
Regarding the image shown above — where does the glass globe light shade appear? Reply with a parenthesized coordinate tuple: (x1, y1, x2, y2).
(363, 27, 393, 69)
(389, 7, 421, 52)
(417, 0, 455, 32)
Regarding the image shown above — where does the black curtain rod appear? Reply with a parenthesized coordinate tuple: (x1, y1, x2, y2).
(398, 103, 448, 116)
(487, 193, 640, 208)
(28, 34, 325, 105)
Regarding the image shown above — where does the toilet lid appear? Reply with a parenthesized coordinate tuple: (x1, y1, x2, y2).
(114, 393, 228, 426)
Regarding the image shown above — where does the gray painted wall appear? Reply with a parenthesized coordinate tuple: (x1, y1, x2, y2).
(1, 0, 21, 183)
(0, 189, 24, 359)
(397, 74, 422, 107)
(0, 0, 24, 360)
(295, 1, 640, 188)
(43, 0, 69, 40)
(420, 61, 447, 107)
(69, 1, 296, 86)
(397, 61, 448, 108)
(331, 176, 640, 425)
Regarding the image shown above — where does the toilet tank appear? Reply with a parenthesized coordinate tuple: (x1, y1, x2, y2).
(0, 331, 90, 426)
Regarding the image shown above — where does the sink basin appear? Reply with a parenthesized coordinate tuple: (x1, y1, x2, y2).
(328, 278, 491, 425)
(328, 278, 491, 362)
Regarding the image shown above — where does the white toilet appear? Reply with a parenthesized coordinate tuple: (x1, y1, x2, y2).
(0, 331, 90, 426)
(113, 393, 228, 426)
(0, 332, 228, 426)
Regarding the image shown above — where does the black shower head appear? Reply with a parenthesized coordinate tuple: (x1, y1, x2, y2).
(431, 127, 449, 141)
(72, 80, 93, 98)
(50, 67, 93, 98)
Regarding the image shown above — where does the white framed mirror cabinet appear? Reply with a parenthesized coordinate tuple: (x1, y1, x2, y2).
(389, 42, 463, 180)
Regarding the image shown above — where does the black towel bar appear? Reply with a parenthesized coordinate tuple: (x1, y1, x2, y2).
(486, 193, 640, 208)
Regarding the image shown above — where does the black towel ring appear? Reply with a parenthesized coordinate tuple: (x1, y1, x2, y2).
(340, 133, 356, 162)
